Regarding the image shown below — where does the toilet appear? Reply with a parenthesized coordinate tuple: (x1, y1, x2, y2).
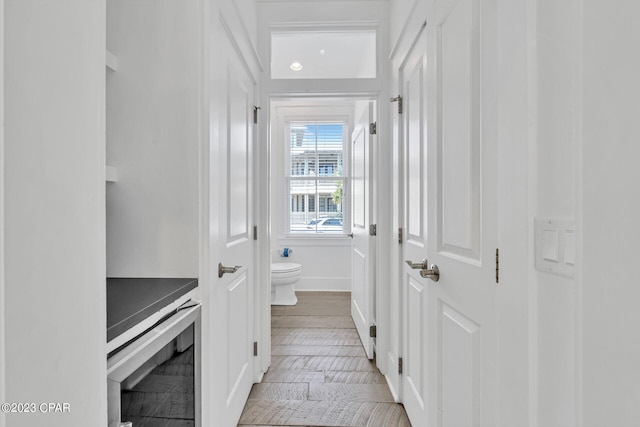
(271, 263, 301, 305)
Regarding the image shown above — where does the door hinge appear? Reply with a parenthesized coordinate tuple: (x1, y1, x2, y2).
(253, 341, 258, 356)
(398, 357, 403, 374)
(253, 225, 258, 241)
(369, 122, 377, 135)
(390, 95, 403, 114)
(496, 248, 499, 284)
(369, 224, 377, 236)
(369, 325, 377, 338)
(253, 105, 261, 124)
(398, 227, 403, 244)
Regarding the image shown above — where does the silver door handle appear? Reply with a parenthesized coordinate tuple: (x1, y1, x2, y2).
(218, 262, 241, 278)
(420, 264, 440, 282)
(406, 259, 429, 270)
(405, 259, 440, 282)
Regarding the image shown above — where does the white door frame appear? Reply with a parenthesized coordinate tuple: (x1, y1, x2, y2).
(254, 83, 271, 383)
(260, 92, 390, 370)
(388, 10, 430, 403)
(256, 0, 393, 376)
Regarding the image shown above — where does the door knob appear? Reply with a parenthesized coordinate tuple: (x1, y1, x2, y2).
(218, 262, 241, 278)
(405, 259, 440, 282)
(347, 233, 354, 238)
(420, 264, 440, 282)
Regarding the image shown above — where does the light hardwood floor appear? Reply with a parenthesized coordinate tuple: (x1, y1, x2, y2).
(238, 291, 411, 427)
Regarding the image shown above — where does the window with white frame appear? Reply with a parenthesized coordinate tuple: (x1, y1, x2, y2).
(286, 120, 347, 234)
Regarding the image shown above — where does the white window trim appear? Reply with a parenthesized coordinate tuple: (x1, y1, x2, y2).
(283, 116, 351, 237)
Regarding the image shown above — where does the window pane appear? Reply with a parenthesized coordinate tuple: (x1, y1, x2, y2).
(289, 124, 316, 176)
(317, 124, 343, 177)
(289, 179, 315, 232)
(289, 123, 343, 178)
(288, 178, 344, 234)
(287, 121, 345, 235)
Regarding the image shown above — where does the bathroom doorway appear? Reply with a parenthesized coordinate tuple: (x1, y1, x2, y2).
(267, 97, 378, 319)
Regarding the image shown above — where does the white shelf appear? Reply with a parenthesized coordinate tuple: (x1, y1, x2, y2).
(106, 165, 118, 183)
(106, 50, 118, 72)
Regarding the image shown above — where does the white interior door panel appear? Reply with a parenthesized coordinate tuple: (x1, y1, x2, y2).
(351, 101, 376, 359)
(211, 25, 256, 426)
(400, 0, 498, 426)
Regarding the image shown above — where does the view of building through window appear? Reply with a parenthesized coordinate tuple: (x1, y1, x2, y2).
(286, 121, 346, 233)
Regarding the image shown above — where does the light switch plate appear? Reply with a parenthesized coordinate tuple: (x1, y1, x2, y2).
(534, 218, 576, 277)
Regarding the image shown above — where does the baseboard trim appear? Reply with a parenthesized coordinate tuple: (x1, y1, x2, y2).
(295, 289, 351, 294)
(296, 276, 350, 292)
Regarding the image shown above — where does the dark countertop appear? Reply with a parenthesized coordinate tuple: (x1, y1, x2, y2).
(107, 278, 198, 342)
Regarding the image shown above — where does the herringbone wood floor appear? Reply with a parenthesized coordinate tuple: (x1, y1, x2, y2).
(238, 291, 411, 427)
(117, 292, 410, 426)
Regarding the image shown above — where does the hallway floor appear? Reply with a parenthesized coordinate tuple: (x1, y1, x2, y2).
(238, 291, 411, 427)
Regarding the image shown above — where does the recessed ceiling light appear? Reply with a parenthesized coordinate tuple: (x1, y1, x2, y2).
(290, 61, 303, 71)
(319, 49, 326, 55)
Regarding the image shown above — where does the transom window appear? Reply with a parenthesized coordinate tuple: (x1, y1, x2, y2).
(271, 31, 377, 79)
(286, 121, 346, 234)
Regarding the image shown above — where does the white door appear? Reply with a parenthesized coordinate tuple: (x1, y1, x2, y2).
(351, 101, 376, 359)
(400, 0, 498, 426)
(214, 28, 256, 427)
(399, 24, 430, 424)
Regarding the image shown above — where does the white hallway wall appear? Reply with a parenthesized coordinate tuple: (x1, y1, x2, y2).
(536, 0, 580, 424)
(533, 1, 640, 425)
(3, 1, 107, 426)
(581, 1, 640, 425)
(106, 0, 201, 278)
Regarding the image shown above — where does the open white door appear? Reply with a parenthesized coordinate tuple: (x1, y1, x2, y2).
(351, 101, 376, 359)
(400, 0, 498, 426)
(398, 25, 430, 424)
(212, 27, 256, 426)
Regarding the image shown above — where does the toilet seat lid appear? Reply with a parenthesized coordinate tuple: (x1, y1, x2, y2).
(272, 263, 302, 273)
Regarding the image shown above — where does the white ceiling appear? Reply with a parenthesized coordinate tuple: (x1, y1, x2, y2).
(271, 30, 377, 79)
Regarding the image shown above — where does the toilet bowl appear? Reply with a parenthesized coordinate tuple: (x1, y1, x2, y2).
(271, 263, 301, 305)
